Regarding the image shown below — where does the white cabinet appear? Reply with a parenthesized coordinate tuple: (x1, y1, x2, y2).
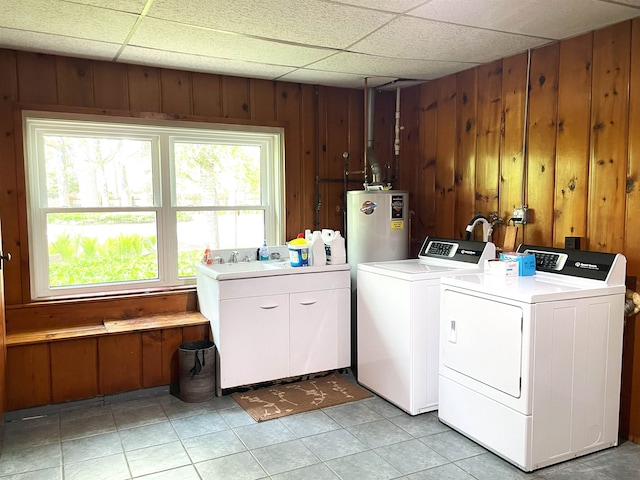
(196, 266, 350, 390)
(219, 294, 289, 388)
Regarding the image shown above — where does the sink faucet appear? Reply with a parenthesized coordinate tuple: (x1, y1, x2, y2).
(229, 251, 239, 263)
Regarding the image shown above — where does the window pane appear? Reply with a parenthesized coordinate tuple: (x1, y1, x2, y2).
(174, 143, 261, 207)
(43, 136, 154, 207)
(47, 212, 158, 287)
(177, 210, 265, 277)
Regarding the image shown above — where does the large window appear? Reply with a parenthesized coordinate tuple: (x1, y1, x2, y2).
(24, 112, 285, 299)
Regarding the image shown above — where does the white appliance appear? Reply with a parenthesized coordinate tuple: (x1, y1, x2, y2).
(346, 190, 409, 290)
(347, 189, 409, 371)
(357, 237, 496, 415)
(439, 245, 627, 472)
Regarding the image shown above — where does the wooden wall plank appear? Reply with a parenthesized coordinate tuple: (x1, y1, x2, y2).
(181, 324, 210, 343)
(5, 345, 51, 411)
(192, 73, 222, 117)
(50, 339, 98, 403)
(93, 61, 129, 110)
(16, 51, 57, 104)
(0, 49, 23, 305)
(161, 328, 182, 386)
(554, 33, 593, 248)
(455, 68, 478, 239)
(418, 82, 438, 241)
(127, 64, 161, 112)
(56, 56, 94, 108)
(250, 78, 276, 122)
(588, 22, 630, 252)
(222, 76, 251, 119)
(161, 69, 192, 115)
(277, 82, 303, 236)
(300, 84, 320, 231)
(98, 333, 141, 394)
(141, 331, 163, 388)
(500, 53, 528, 247)
(525, 43, 559, 246)
(625, 18, 640, 277)
(475, 60, 503, 245)
(435, 75, 457, 238)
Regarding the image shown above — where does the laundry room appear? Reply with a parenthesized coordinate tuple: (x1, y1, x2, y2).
(1, 1, 640, 478)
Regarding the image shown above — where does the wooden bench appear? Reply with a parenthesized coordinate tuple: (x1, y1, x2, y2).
(6, 311, 209, 346)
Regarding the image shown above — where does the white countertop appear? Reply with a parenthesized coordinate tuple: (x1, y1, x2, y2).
(196, 260, 349, 281)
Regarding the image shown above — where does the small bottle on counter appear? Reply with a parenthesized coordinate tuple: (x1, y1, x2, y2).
(309, 230, 326, 266)
(259, 240, 269, 261)
(330, 231, 346, 265)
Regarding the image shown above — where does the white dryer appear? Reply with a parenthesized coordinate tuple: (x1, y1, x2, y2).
(357, 237, 496, 415)
(438, 245, 626, 472)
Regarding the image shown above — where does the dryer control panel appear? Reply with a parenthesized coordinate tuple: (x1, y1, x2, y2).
(419, 237, 495, 265)
(516, 244, 626, 284)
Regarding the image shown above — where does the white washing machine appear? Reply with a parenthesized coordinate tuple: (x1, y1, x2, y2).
(438, 245, 627, 472)
(357, 237, 496, 415)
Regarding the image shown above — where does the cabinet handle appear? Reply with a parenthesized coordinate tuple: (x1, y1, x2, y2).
(298, 300, 318, 306)
(260, 304, 279, 309)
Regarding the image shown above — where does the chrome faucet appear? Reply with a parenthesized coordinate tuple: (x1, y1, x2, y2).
(229, 251, 239, 263)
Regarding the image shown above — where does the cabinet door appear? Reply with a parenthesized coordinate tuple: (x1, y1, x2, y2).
(289, 288, 350, 377)
(219, 294, 289, 388)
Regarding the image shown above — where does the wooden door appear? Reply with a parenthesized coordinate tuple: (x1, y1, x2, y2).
(0, 218, 9, 422)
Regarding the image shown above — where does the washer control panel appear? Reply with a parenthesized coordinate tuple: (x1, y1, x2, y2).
(522, 249, 568, 272)
(418, 237, 495, 264)
(425, 241, 458, 257)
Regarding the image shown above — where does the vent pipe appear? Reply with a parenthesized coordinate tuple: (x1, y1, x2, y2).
(366, 87, 382, 186)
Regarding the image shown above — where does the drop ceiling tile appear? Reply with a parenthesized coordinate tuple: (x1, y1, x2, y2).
(308, 51, 478, 80)
(0, 27, 121, 60)
(0, 0, 138, 43)
(146, 0, 395, 49)
(130, 18, 338, 67)
(277, 68, 396, 88)
(351, 16, 550, 64)
(331, 0, 431, 13)
(408, 0, 640, 39)
(119, 46, 298, 80)
(63, 0, 148, 13)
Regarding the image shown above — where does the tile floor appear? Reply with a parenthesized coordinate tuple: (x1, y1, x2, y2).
(0, 374, 639, 480)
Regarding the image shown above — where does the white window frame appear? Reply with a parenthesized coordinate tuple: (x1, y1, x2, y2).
(23, 110, 285, 300)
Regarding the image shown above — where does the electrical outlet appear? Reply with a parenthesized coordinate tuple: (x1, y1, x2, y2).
(513, 206, 529, 224)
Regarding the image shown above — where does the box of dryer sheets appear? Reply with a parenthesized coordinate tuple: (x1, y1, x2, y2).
(484, 258, 518, 276)
(499, 252, 536, 276)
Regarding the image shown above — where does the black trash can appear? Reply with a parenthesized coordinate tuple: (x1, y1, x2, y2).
(178, 340, 215, 402)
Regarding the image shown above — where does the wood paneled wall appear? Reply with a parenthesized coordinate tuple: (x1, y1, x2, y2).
(395, 18, 640, 441)
(0, 48, 366, 412)
(401, 19, 640, 275)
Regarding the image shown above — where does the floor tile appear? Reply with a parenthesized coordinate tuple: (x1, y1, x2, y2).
(1, 421, 60, 453)
(217, 407, 256, 428)
(0, 442, 61, 476)
(323, 401, 382, 427)
(63, 453, 130, 480)
(325, 450, 402, 480)
(131, 464, 200, 479)
(125, 440, 191, 478)
(360, 396, 407, 418)
(300, 428, 368, 461)
(195, 451, 267, 480)
(170, 411, 228, 439)
(113, 405, 167, 431)
(59, 405, 112, 422)
(537, 462, 618, 479)
(583, 443, 640, 480)
(406, 463, 477, 480)
(419, 429, 486, 462)
(389, 412, 450, 438)
(62, 431, 123, 464)
(0, 466, 63, 480)
(455, 452, 536, 479)
(60, 413, 116, 441)
(233, 419, 296, 450)
(251, 439, 320, 475)
(347, 418, 413, 448)
(159, 398, 217, 420)
(374, 439, 449, 474)
(270, 462, 340, 479)
(118, 421, 178, 452)
(279, 410, 341, 438)
(182, 429, 246, 463)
